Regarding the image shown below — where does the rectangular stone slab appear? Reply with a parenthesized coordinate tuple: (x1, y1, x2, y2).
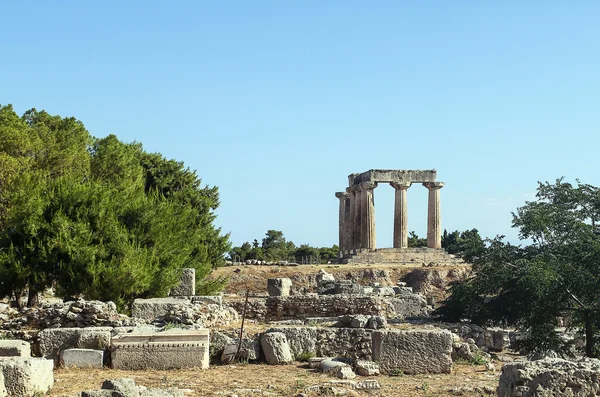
(371, 329, 453, 374)
(39, 327, 112, 362)
(111, 329, 209, 370)
(0, 357, 54, 396)
(0, 340, 31, 357)
(60, 348, 104, 368)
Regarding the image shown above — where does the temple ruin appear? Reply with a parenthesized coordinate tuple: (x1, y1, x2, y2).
(336, 170, 452, 264)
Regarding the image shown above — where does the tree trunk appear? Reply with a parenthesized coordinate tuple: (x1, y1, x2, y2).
(584, 312, 595, 358)
(27, 288, 40, 308)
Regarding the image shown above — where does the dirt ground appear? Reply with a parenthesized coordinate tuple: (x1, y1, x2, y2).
(50, 362, 499, 397)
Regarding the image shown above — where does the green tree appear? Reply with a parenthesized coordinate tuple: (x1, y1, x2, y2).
(407, 231, 427, 248)
(437, 179, 600, 357)
(262, 230, 294, 261)
(442, 228, 485, 260)
(0, 107, 230, 309)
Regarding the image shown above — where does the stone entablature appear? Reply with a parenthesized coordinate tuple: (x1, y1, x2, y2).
(349, 169, 437, 186)
(336, 169, 445, 254)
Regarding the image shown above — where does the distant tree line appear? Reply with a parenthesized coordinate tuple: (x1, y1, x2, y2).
(228, 230, 339, 264)
(407, 228, 485, 258)
(0, 105, 230, 310)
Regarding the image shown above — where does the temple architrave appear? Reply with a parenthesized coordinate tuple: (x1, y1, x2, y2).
(335, 170, 452, 264)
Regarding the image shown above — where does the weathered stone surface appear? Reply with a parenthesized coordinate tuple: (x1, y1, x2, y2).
(209, 330, 233, 359)
(102, 378, 139, 397)
(261, 332, 293, 365)
(268, 327, 373, 361)
(265, 293, 428, 322)
(130, 298, 192, 321)
(82, 378, 185, 397)
(0, 357, 54, 396)
(372, 330, 453, 374)
(39, 327, 112, 361)
(61, 348, 104, 368)
(191, 295, 222, 307)
(170, 268, 196, 297)
(221, 338, 261, 363)
(267, 278, 292, 297)
(498, 357, 600, 397)
(111, 330, 210, 370)
(0, 340, 31, 357)
(0, 370, 6, 396)
(0, 299, 130, 330)
(355, 360, 380, 376)
(316, 270, 336, 295)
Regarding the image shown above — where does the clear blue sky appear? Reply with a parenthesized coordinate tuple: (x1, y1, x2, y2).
(2, 2, 599, 248)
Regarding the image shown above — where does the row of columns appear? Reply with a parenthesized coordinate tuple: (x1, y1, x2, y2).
(336, 181, 444, 252)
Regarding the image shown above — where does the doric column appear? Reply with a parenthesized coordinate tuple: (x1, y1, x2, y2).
(335, 192, 349, 254)
(346, 186, 360, 251)
(423, 182, 444, 249)
(359, 182, 377, 250)
(391, 182, 411, 248)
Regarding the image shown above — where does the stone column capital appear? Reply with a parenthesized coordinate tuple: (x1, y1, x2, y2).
(358, 181, 377, 191)
(423, 182, 445, 190)
(390, 182, 412, 190)
(335, 192, 350, 200)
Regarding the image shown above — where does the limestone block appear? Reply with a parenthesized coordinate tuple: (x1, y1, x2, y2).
(60, 348, 104, 368)
(372, 330, 453, 374)
(372, 287, 396, 296)
(111, 329, 209, 370)
(355, 360, 380, 376)
(191, 295, 222, 307)
(260, 332, 293, 365)
(366, 316, 387, 330)
(102, 378, 139, 397)
(355, 379, 381, 389)
(0, 340, 31, 357)
(350, 315, 369, 328)
(320, 358, 349, 373)
(209, 330, 233, 359)
(39, 327, 112, 361)
(221, 338, 261, 363)
(267, 278, 292, 297)
(170, 268, 196, 297)
(131, 297, 191, 321)
(498, 357, 600, 397)
(0, 370, 6, 396)
(0, 357, 54, 396)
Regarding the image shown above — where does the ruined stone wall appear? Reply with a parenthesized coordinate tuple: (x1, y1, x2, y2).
(263, 294, 428, 321)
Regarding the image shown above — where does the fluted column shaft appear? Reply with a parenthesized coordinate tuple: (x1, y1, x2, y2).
(335, 192, 349, 254)
(358, 182, 377, 250)
(423, 182, 444, 249)
(391, 182, 411, 248)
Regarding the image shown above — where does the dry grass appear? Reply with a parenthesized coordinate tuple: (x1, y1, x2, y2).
(50, 362, 498, 397)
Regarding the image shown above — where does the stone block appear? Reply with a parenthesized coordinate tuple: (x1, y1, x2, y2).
(0, 370, 6, 396)
(372, 330, 453, 374)
(0, 357, 54, 396)
(355, 360, 380, 376)
(131, 297, 191, 321)
(170, 268, 196, 297)
(267, 278, 292, 297)
(220, 338, 261, 364)
(191, 295, 222, 307)
(0, 340, 31, 357)
(60, 348, 104, 368)
(498, 357, 600, 397)
(39, 327, 112, 361)
(102, 378, 139, 397)
(111, 329, 209, 370)
(260, 332, 293, 365)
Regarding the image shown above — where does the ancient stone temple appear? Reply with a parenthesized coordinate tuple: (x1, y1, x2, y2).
(335, 170, 457, 265)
